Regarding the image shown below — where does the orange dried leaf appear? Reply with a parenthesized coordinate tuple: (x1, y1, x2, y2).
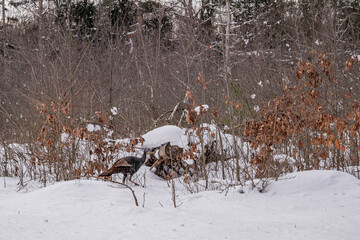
(185, 89, 194, 101)
(340, 145, 346, 152)
(186, 109, 197, 125)
(211, 108, 218, 118)
(335, 139, 340, 150)
(99, 112, 107, 124)
(292, 149, 297, 158)
(195, 129, 200, 136)
(197, 72, 205, 84)
(50, 100, 58, 112)
(139, 135, 145, 145)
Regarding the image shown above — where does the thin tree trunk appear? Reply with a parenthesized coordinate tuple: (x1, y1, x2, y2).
(66, 0, 76, 175)
(109, 37, 113, 125)
(38, 0, 44, 101)
(217, 126, 226, 180)
(131, 0, 158, 121)
(2, 0, 6, 71)
(224, 0, 240, 182)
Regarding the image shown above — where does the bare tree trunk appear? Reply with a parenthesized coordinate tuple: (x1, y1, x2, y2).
(131, 0, 159, 121)
(65, 0, 76, 175)
(199, 127, 208, 189)
(38, 0, 44, 102)
(152, 5, 164, 124)
(224, 0, 240, 182)
(38, 0, 43, 22)
(108, 34, 114, 125)
(2, 0, 6, 62)
(217, 126, 226, 180)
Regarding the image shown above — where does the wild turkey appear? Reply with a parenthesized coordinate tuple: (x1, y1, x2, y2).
(99, 148, 150, 185)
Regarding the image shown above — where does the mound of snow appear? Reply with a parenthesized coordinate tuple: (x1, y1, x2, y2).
(1, 169, 360, 240)
(142, 125, 188, 148)
(266, 170, 360, 196)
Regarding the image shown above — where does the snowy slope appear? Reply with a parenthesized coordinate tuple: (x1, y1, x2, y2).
(1, 170, 360, 240)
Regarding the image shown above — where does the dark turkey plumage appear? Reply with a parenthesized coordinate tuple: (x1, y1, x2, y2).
(99, 148, 150, 185)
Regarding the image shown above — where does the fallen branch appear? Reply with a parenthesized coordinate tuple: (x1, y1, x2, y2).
(149, 159, 160, 170)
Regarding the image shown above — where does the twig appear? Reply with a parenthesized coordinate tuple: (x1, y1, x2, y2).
(171, 178, 176, 208)
(142, 192, 146, 208)
(81, 176, 139, 206)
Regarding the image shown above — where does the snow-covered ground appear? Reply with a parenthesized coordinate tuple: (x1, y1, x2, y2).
(1, 169, 360, 240)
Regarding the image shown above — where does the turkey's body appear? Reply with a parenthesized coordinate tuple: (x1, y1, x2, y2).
(99, 149, 149, 185)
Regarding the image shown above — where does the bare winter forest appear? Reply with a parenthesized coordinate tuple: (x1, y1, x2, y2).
(1, 0, 360, 187)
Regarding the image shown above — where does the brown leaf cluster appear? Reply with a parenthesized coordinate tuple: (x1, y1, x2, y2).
(196, 72, 207, 90)
(186, 108, 198, 125)
(345, 57, 358, 71)
(34, 93, 132, 178)
(244, 52, 360, 173)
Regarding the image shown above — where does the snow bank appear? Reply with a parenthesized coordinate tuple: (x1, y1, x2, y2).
(1, 170, 360, 240)
(266, 170, 360, 196)
(141, 125, 188, 148)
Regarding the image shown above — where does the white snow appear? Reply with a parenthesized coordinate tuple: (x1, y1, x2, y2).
(61, 133, 70, 143)
(194, 104, 209, 115)
(110, 107, 118, 115)
(183, 158, 194, 165)
(266, 170, 360, 196)
(1, 125, 360, 240)
(86, 124, 102, 133)
(87, 124, 95, 132)
(1, 170, 360, 240)
(251, 94, 256, 99)
(141, 125, 188, 148)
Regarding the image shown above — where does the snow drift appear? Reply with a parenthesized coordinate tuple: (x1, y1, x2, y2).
(1, 169, 360, 240)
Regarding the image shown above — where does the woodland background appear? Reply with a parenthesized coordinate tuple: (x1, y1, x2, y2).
(1, 0, 360, 183)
